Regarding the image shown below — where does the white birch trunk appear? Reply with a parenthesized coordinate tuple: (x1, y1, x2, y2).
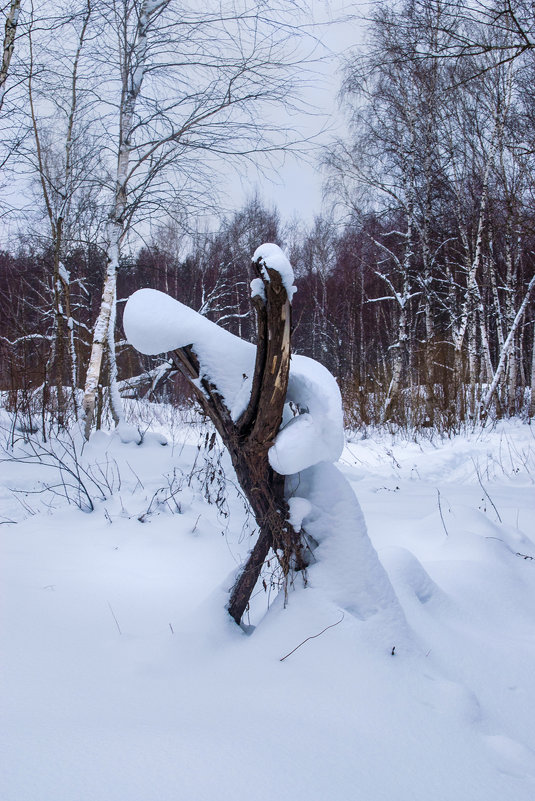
(83, 229, 120, 438)
(67, 306, 78, 415)
(446, 69, 511, 418)
(476, 290, 494, 383)
(506, 338, 518, 415)
(0, 0, 20, 113)
(489, 257, 505, 352)
(382, 135, 415, 423)
(383, 286, 408, 422)
(83, 1, 167, 437)
(530, 322, 535, 419)
(481, 274, 535, 414)
(504, 235, 520, 414)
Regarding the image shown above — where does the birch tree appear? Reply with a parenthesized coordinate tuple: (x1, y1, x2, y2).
(82, 0, 307, 438)
(324, 0, 535, 423)
(26, 0, 95, 423)
(325, 2, 448, 421)
(481, 273, 535, 413)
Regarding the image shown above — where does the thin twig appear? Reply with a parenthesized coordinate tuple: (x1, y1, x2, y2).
(107, 601, 122, 635)
(436, 488, 449, 536)
(279, 612, 345, 662)
(472, 458, 502, 523)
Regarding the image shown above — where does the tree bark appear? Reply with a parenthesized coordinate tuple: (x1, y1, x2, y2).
(83, 255, 118, 438)
(0, 0, 21, 113)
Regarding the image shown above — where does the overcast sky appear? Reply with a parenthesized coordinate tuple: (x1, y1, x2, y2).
(234, 1, 365, 225)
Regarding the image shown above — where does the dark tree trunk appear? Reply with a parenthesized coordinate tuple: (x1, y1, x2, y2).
(170, 256, 305, 625)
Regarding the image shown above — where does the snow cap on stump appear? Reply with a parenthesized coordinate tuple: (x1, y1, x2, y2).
(252, 243, 297, 302)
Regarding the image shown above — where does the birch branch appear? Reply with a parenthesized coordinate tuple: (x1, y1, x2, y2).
(481, 273, 535, 413)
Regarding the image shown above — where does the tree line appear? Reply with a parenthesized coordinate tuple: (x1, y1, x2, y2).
(1, 0, 534, 432)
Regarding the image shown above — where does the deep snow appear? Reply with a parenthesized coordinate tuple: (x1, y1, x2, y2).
(1, 412, 535, 801)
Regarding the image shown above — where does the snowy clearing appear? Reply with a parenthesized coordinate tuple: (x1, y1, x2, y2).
(1, 413, 535, 801)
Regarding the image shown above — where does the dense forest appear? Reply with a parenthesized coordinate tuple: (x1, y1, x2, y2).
(1, 0, 534, 431)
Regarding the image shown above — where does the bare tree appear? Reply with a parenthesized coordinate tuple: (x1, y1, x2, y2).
(375, 0, 535, 81)
(326, 4, 446, 421)
(324, 0, 535, 424)
(82, 0, 308, 438)
(26, 0, 95, 423)
(482, 272, 535, 413)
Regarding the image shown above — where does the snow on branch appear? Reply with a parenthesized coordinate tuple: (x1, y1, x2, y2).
(124, 287, 255, 421)
(0, 333, 52, 346)
(124, 245, 343, 475)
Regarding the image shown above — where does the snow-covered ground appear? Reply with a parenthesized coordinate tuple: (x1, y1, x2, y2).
(1, 410, 534, 801)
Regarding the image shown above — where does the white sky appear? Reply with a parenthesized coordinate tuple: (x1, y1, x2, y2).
(235, 1, 366, 225)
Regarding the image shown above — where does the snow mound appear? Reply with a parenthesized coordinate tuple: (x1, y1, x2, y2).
(287, 462, 408, 636)
(269, 355, 344, 474)
(380, 546, 445, 606)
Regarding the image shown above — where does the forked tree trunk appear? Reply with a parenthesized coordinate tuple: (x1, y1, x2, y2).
(170, 256, 305, 625)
